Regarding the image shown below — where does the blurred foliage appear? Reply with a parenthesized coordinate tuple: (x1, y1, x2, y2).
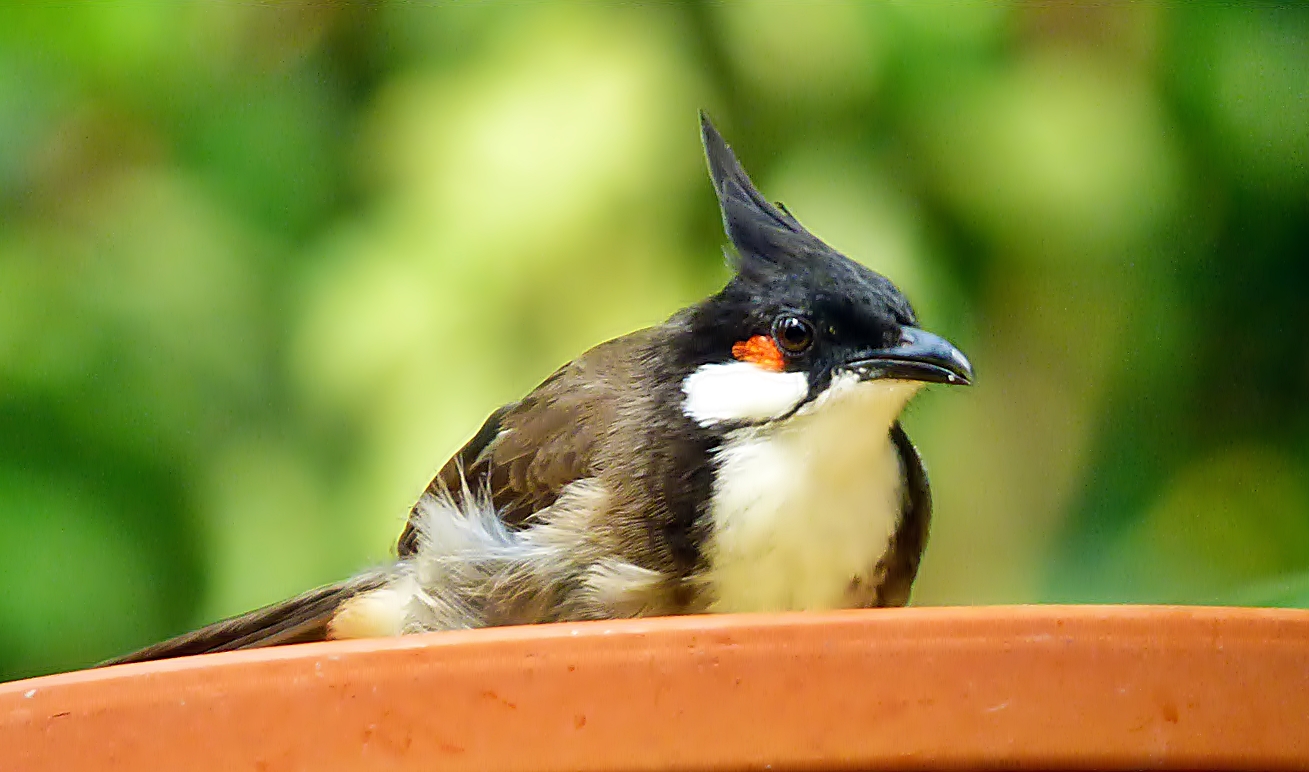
(0, 3, 1306, 680)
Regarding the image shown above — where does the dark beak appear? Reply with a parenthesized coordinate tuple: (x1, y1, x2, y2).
(841, 327, 973, 386)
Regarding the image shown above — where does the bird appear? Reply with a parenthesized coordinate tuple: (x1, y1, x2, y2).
(103, 113, 972, 666)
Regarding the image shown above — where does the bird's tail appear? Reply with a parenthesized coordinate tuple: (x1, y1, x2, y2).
(98, 570, 392, 667)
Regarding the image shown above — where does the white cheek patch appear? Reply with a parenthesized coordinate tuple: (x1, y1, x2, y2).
(681, 361, 809, 427)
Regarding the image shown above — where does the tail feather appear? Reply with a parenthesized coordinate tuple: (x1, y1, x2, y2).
(99, 571, 391, 667)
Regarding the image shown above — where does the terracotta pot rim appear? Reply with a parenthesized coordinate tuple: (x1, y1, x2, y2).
(5, 604, 1309, 771)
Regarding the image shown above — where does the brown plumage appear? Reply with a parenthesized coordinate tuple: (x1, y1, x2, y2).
(101, 113, 970, 667)
(103, 572, 389, 666)
(400, 332, 633, 548)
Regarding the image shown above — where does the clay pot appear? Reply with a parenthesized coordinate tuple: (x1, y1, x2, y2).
(3, 605, 1308, 770)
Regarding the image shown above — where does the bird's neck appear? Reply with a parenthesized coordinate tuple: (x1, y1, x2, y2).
(701, 378, 922, 612)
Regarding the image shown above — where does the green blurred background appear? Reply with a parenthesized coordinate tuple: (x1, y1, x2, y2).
(1, 3, 1307, 680)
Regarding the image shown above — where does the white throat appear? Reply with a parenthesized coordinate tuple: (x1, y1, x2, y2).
(701, 373, 922, 612)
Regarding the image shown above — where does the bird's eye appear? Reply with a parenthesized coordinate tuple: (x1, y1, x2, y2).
(772, 315, 814, 354)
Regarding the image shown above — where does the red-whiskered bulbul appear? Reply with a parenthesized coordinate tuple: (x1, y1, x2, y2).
(104, 113, 972, 666)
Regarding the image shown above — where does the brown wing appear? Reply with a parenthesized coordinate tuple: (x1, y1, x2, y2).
(395, 333, 641, 557)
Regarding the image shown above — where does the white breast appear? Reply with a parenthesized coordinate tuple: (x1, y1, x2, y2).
(703, 375, 922, 612)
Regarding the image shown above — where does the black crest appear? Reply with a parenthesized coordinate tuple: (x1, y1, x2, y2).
(700, 112, 826, 281)
(698, 112, 915, 325)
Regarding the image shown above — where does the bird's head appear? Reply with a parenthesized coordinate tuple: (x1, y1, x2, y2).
(677, 114, 973, 431)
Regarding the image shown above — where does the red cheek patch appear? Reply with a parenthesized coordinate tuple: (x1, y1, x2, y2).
(732, 335, 786, 372)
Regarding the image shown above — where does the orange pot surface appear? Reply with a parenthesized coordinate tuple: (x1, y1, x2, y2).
(2, 605, 1309, 771)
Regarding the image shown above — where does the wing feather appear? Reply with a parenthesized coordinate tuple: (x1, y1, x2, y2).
(396, 334, 640, 557)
